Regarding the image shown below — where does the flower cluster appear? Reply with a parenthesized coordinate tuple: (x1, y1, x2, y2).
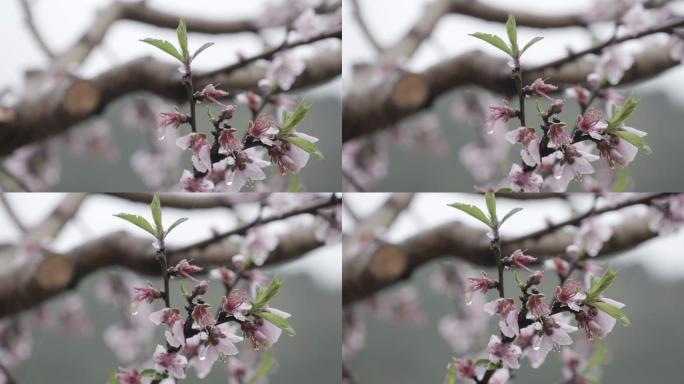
(112, 196, 298, 384)
(142, 18, 325, 192)
(468, 15, 653, 193)
(445, 193, 629, 384)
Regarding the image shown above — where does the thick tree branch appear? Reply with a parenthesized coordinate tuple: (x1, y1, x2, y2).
(343, 42, 681, 141)
(448, 1, 588, 29)
(104, 193, 268, 209)
(343, 216, 660, 305)
(0, 226, 326, 318)
(0, 45, 341, 156)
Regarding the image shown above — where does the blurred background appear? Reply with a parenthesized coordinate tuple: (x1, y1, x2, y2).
(0, 0, 341, 191)
(343, 193, 684, 383)
(343, 0, 684, 191)
(0, 193, 341, 383)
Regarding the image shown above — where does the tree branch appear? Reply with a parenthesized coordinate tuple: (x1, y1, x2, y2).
(0, 45, 341, 156)
(18, 0, 55, 59)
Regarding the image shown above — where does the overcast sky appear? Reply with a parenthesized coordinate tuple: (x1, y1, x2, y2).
(0, 193, 341, 290)
(343, 193, 684, 280)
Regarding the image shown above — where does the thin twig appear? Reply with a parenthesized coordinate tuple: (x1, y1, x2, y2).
(350, 0, 383, 53)
(18, 0, 55, 59)
(0, 194, 27, 233)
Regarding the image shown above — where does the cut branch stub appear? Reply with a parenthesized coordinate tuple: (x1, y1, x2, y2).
(34, 253, 74, 290)
(369, 243, 408, 282)
(63, 80, 101, 117)
(389, 72, 430, 110)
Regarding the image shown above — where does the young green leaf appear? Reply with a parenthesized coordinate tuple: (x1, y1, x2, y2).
(255, 311, 296, 336)
(286, 136, 324, 160)
(505, 14, 518, 57)
(585, 267, 617, 303)
(108, 370, 117, 384)
(191, 42, 215, 62)
(613, 130, 652, 155)
(166, 217, 189, 237)
(612, 169, 630, 192)
(444, 363, 457, 384)
(469, 33, 511, 56)
(485, 192, 497, 225)
(140, 38, 184, 62)
(150, 194, 163, 238)
(247, 351, 273, 384)
(606, 95, 639, 132)
(520, 36, 543, 56)
(114, 213, 157, 237)
(288, 173, 300, 192)
(279, 101, 311, 138)
(592, 301, 630, 326)
(177, 18, 189, 62)
(252, 275, 283, 311)
(500, 207, 523, 226)
(448, 203, 492, 228)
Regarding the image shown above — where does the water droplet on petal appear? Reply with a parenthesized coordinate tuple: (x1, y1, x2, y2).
(130, 303, 139, 316)
(554, 173, 562, 180)
(486, 128, 494, 135)
(465, 300, 473, 306)
(533, 336, 542, 351)
(199, 347, 208, 361)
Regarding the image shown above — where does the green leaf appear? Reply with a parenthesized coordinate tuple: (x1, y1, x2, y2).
(613, 130, 652, 155)
(180, 282, 190, 298)
(496, 188, 513, 193)
(192, 42, 214, 62)
(108, 370, 117, 384)
(580, 342, 606, 376)
(593, 301, 630, 326)
(500, 207, 523, 226)
(247, 351, 273, 384)
(177, 18, 189, 62)
(255, 311, 296, 336)
(166, 217, 188, 237)
(288, 174, 300, 192)
(485, 192, 497, 226)
(286, 136, 324, 160)
(521, 36, 543, 55)
(448, 202, 492, 228)
(114, 213, 156, 237)
(606, 95, 639, 132)
(139, 368, 160, 377)
(252, 275, 282, 311)
(444, 363, 457, 384)
(279, 102, 311, 138)
(505, 14, 518, 56)
(585, 267, 617, 303)
(140, 38, 184, 62)
(612, 169, 630, 192)
(514, 271, 523, 288)
(469, 33, 511, 56)
(150, 194, 163, 238)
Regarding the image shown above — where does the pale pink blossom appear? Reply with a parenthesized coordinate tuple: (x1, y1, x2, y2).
(598, 126, 647, 168)
(484, 298, 520, 338)
(545, 257, 570, 276)
(549, 144, 599, 192)
(527, 78, 558, 99)
(565, 85, 591, 105)
(649, 194, 684, 234)
(219, 128, 243, 153)
(194, 323, 243, 378)
(465, 272, 498, 304)
(575, 218, 613, 256)
(172, 259, 203, 280)
(504, 249, 537, 271)
(240, 226, 279, 266)
(576, 297, 625, 339)
(221, 290, 252, 321)
(487, 102, 517, 125)
(453, 359, 475, 378)
(210, 267, 236, 285)
(159, 107, 189, 139)
(236, 91, 262, 111)
(198, 84, 229, 106)
(549, 99, 565, 115)
(505, 127, 540, 166)
(116, 368, 141, 384)
(224, 148, 270, 192)
(266, 51, 305, 91)
(577, 108, 607, 140)
(150, 308, 185, 348)
(526, 293, 551, 320)
(594, 46, 634, 85)
(248, 114, 279, 145)
(269, 132, 318, 174)
(293, 8, 321, 39)
(179, 170, 215, 192)
(621, 3, 656, 34)
(508, 163, 543, 192)
(153, 344, 188, 379)
(131, 281, 162, 305)
(176, 133, 212, 173)
(191, 303, 216, 329)
(555, 279, 586, 311)
(487, 335, 522, 369)
(524, 313, 577, 368)
(241, 307, 291, 350)
(548, 122, 572, 147)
